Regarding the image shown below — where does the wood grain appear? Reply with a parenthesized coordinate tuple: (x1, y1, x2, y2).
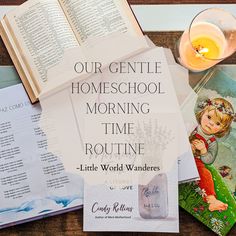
(1, 32, 235, 65)
(147, 32, 236, 64)
(129, 0, 236, 4)
(0, 1, 236, 235)
(0, 208, 230, 236)
(0, 0, 236, 5)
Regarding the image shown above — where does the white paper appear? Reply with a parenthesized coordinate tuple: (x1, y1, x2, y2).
(80, 48, 180, 232)
(0, 84, 83, 228)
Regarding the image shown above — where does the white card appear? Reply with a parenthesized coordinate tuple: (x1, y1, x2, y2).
(81, 47, 181, 232)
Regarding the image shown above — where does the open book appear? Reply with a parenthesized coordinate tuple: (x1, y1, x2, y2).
(0, 80, 84, 229)
(0, 0, 142, 103)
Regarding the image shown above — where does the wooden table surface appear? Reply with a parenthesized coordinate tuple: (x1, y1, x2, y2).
(0, 0, 236, 235)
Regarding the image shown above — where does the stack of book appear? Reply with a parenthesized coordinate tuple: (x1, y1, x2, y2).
(0, 0, 236, 235)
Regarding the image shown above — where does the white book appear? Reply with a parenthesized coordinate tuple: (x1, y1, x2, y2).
(80, 47, 181, 232)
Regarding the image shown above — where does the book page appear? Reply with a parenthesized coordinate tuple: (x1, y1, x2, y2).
(59, 0, 142, 43)
(5, 0, 79, 89)
(0, 83, 83, 228)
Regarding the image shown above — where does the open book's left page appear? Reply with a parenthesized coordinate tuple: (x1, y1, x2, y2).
(1, 0, 79, 100)
(0, 79, 83, 228)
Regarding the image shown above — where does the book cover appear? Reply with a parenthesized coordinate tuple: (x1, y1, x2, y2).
(75, 47, 187, 232)
(179, 66, 236, 236)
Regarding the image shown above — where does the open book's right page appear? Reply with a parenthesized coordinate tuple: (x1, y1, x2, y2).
(59, 0, 142, 43)
(179, 66, 236, 236)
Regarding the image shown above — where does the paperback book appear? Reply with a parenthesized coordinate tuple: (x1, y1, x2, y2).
(179, 66, 236, 236)
(80, 48, 183, 232)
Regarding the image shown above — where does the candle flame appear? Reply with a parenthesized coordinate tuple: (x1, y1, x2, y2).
(195, 47, 209, 57)
(199, 48, 209, 54)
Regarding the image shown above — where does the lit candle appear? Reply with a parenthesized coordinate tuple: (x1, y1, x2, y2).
(178, 22, 227, 72)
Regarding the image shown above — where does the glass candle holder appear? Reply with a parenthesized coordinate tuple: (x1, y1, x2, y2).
(177, 8, 236, 72)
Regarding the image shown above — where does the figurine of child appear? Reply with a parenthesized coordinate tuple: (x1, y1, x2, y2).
(189, 98, 235, 212)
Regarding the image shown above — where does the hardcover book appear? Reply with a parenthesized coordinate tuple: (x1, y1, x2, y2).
(179, 66, 236, 236)
(0, 0, 142, 103)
